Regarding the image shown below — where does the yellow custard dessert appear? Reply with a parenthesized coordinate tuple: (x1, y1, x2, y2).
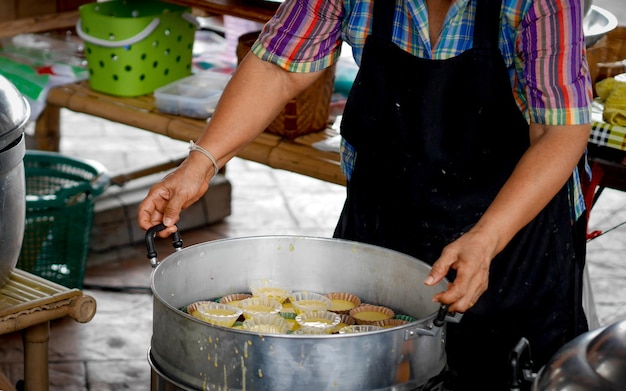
(188, 301, 242, 327)
(296, 310, 340, 334)
(350, 304, 395, 325)
(280, 301, 295, 313)
(239, 297, 282, 319)
(293, 299, 329, 312)
(325, 292, 362, 314)
(352, 311, 390, 322)
(330, 299, 357, 312)
(299, 317, 334, 327)
(220, 293, 252, 308)
(249, 279, 291, 303)
(255, 287, 289, 303)
(243, 314, 291, 334)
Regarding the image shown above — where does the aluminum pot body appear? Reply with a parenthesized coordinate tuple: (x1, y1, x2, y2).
(0, 134, 25, 287)
(150, 236, 451, 391)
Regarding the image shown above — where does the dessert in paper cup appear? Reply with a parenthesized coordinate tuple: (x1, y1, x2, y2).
(243, 313, 291, 334)
(290, 291, 332, 314)
(324, 292, 362, 314)
(295, 310, 340, 334)
(188, 301, 242, 327)
(239, 297, 282, 319)
(349, 304, 395, 325)
(249, 278, 291, 303)
(331, 313, 356, 333)
(219, 293, 252, 307)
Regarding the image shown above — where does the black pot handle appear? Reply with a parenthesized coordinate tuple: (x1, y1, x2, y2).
(433, 304, 450, 327)
(145, 223, 183, 268)
(509, 337, 537, 390)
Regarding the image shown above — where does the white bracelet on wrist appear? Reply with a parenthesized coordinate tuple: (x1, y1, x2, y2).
(189, 140, 219, 177)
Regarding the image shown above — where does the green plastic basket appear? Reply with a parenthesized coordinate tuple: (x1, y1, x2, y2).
(17, 151, 110, 289)
(77, 0, 196, 97)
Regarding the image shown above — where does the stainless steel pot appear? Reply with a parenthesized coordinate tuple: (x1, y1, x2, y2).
(532, 318, 626, 391)
(146, 232, 459, 391)
(0, 74, 29, 287)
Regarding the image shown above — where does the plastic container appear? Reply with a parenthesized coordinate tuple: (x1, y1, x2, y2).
(153, 72, 231, 118)
(17, 150, 109, 288)
(77, 0, 197, 96)
(0, 33, 85, 67)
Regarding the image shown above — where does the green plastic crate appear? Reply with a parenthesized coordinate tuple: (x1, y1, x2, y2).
(77, 0, 197, 97)
(17, 151, 110, 288)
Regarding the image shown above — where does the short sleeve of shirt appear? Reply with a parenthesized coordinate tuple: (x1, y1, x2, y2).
(250, 0, 345, 73)
(519, 0, 593, 125)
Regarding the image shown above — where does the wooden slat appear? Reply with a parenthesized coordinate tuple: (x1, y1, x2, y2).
(0, 10, 79, 38)
(0, 269, 82, 318)
(168, 0, 278, 23)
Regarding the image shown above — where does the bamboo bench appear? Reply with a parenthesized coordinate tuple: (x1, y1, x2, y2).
(0, 269, 96, 391)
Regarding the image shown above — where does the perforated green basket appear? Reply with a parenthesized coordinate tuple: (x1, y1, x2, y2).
(77, 0, 196, 97)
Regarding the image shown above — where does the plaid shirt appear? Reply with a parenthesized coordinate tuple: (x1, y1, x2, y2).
(252, 0, 592, 218)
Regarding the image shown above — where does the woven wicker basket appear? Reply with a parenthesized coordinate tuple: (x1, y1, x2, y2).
(587, 26, 626, 89)
(237, 31, 335, 139)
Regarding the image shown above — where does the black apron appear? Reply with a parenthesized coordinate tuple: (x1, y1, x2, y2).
(334, 0, 588, 389)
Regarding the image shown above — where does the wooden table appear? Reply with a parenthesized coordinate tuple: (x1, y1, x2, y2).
(170, 0, 279, 23)
(0, 269, 96, 391)
(35, 81, 346, 186)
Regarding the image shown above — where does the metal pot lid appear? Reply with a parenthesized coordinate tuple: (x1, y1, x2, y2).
(0, 74, 30, 150)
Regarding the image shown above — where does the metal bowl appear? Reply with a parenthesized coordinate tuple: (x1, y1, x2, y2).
(584, 5, 618, 47)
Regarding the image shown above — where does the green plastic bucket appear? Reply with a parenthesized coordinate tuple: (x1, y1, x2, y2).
(77, 0, 197, 97)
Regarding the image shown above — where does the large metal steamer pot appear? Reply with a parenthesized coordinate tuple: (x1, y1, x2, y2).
(0, 74, 29, 287)
(146, 233, 458, 391)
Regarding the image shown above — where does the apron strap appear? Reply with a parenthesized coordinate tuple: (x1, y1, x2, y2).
(372, 0, 396, 41)
(473, 0, 504, 49)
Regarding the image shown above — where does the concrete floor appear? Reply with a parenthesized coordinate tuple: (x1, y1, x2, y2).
(1, 2, 625, 388)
